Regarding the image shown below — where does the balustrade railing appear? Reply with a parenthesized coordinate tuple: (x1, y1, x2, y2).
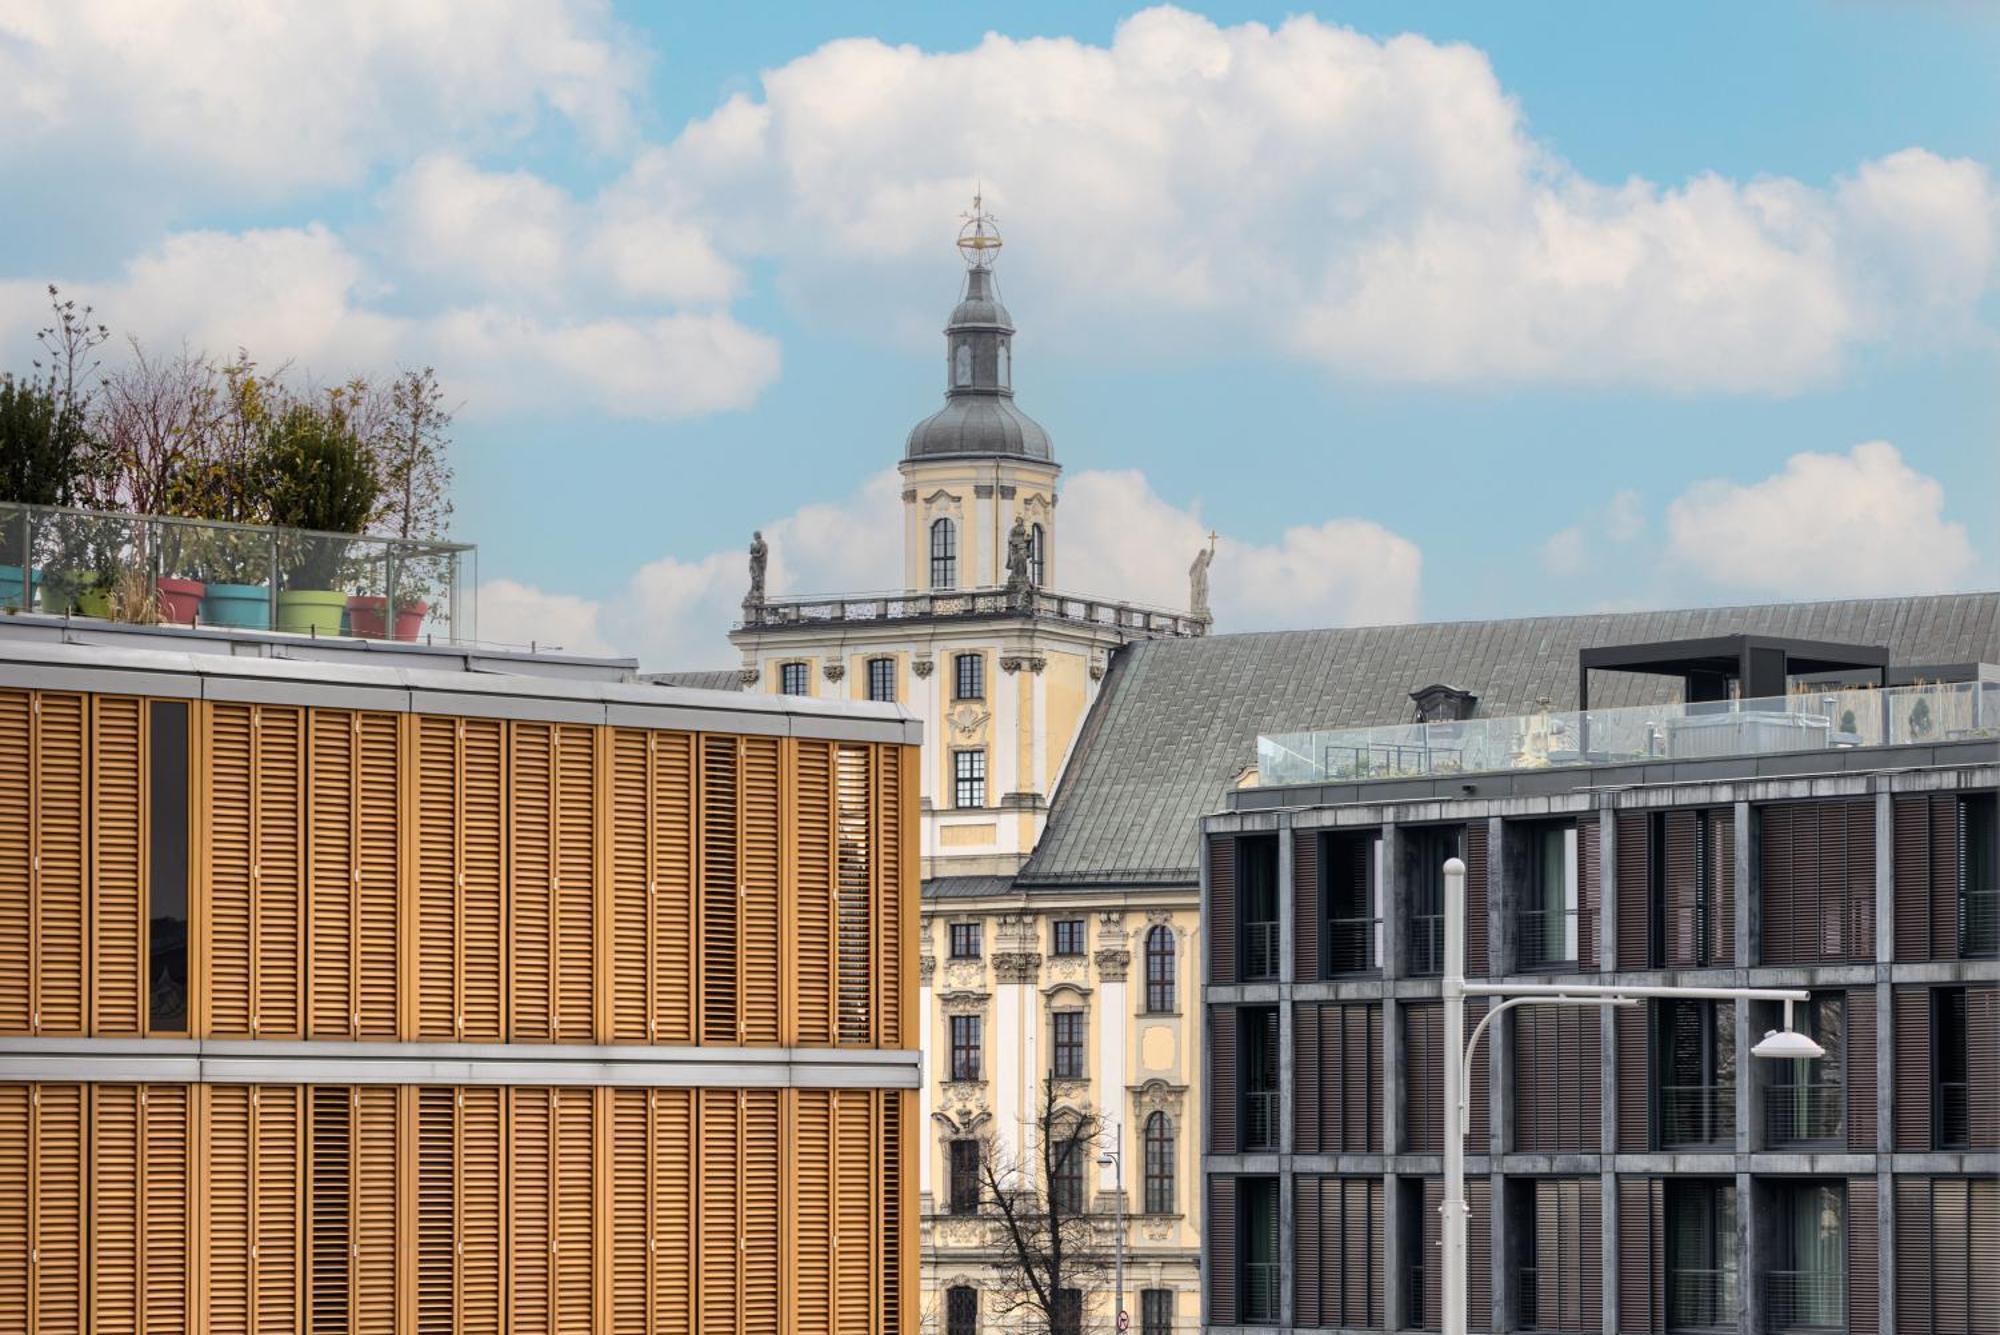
(1241, 1090, 1278, 1151)
(1407, 913, 1443, 975)
(1765, 1081, 1843, 1145)
(1242, 920, 1280, 980)
(1515, 907, 1579, 971)
(1962, 888, 1999, 958)
(1329, 915, 1383, 975)
(738, 585, 1209, 638)
(1764, 1269, 1843, 1332)
(1938, 1081, 1970, 1148)
(1659, 1083, 1736, 1147)
(1243, 1262, 1281, 1323)
(1668, 1267, 1738, 1333)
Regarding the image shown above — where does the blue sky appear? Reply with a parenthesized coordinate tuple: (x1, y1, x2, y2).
(1, 2, 1994, 666)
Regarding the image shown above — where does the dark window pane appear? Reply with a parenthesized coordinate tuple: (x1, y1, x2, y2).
(867, 657, 896, 703)
(780, 662, 808, 696)
(1145, 925, 1176, 1012)
(946, 1284, 979, 1335)
(951, 1014, 983, 1081)
(950, 923, 982, 959)
(1141, 1289, 1173, 1335)
(1053, 1011, 1085, 1079)
(1052, 919, 1084, 956)
(931, 519, 957, 589)
(1240, 835, 1279, 979)
(949, 1141, 981, 1215)
(955, 653, 984, 701)
(148, 700, 189, 1033)
(1144, 1112, 1175, 1214)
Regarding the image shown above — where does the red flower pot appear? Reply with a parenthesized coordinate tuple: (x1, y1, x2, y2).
(346, 596, 431, 640)
(393, 600, 430, 641)
(156, 577, 205, 625)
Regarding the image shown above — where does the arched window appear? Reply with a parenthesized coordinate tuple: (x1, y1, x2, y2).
(954, 341, 972, 387)
(1143, 1111, 1175, 1214)
(1146, 925, 1176, 1013)
(1029, 522, 1046, 586)
(930, 517, 957, 589)
(946, 1285, 979, 1335)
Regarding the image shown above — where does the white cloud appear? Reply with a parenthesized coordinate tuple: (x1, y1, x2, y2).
(0, 0, 638, 196)
(1541, 488, 1646, 577)
(483, 467, 1423, 669)
(1541, 526, 1589, 578)
(1665, 441, 1976, 596)
(645, 6, 1997, 390)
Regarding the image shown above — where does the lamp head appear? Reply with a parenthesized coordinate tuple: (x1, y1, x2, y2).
(1751, 1028, 1826, 1061)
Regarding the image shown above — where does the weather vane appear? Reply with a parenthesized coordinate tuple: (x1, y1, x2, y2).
(957, 187, 1002, 269)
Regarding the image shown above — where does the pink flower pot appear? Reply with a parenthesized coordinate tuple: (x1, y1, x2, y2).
(347, 596, 430, 640)
(156, 577, 205, 625)
(394, 600, 430, 640)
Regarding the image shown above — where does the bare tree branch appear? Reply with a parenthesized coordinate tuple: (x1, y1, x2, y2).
(969, 1080, 1110, 1334)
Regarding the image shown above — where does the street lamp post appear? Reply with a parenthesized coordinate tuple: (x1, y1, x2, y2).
(1438, 856, 1825, 1335)
(1098, 1121, 1126, 1333)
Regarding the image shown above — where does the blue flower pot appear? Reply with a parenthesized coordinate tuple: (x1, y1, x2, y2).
(202, 582, 271, 629)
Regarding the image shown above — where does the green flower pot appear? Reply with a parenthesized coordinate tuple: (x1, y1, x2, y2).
(277, 588, 348, 636)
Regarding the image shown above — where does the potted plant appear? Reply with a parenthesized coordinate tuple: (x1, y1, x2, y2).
(263, 400, 380, 636)
(351, 368, 453, 640)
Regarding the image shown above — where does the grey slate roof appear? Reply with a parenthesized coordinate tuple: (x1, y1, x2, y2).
(922, 874, 1018, 901)
(905, 393, 1053, 462)
(643, 669, 743, 693)
(1015, 592, 2000, 888)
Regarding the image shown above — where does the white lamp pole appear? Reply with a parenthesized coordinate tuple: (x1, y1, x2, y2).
(1099, 1121, 1125, 1333)
(1438, 856, 1826, 1335)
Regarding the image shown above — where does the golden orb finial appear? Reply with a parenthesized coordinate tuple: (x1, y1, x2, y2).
(957, 189, 1002, 269)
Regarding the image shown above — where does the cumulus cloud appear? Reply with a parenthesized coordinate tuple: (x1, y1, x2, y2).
(482, 468, 1423, 668)
(1665, 442, 1976, 596)
(0, 0, 638, 196)
(1542, 488, 1646, 578)
(642, 6, 1997, 390)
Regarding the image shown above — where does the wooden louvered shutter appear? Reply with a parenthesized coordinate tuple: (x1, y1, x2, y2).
(792, 1091, 833, 1334)
(1617, 811, 1650, 969)
(1465, 998, 1490, 1153)
(698, 1089, 741, 1332)
(607, 1089, 649, 1334)
(92, 695, 147, 1035)
(91, 1084, 193, 1332)
(207, 705, 306, 1038)
(1578, 815, 1600, 971)
(554, 1088, 595, 1334)
(607, 730, 650, 1043)
(1970, 985, 1999, 1148)
(0, 693, 31, 1036)
(1616, 1177, 1664, 1335)
(354, 1087, 397, 1333)
(743, 1090, 782, 1335)
(1406, 1002, 1441, 1154)
(876, 745, 910, 1052)
(510, 1089, 553, 1335)
(700, 737, 741, 1045)
(1663, 810, 1700, 969)
(1845, 802, 1877, 961)
(26, 694, 88, 1037)
(1893, 986, 1932, 1151)
(792, 741, 835, 1047)
(1708, 808, 1735, 966)
(510, 725, 556, 1042)
(556, 726, 597, 1043)
(208, 1085, 304, 1334)
(1295, 1003, 1320, 1153)
(0, 1086, 23, 1320)
(415, 1087, 453, 1335)
(1894, 797, 1933, 962)
(5, 1083, 86, 1333)
(831, 743, 871, 1048)
(1516, 1007, 1599, 1153)
(1930, 798, 1963, 962)
(1617, 1003, 1650, 1151)
(307, 711, 401, 1040)
(460, 1088, 505, 1335)
(1468, 1179, 1493, 1333)
(1209, 837, 1238, 986)
(1848, 988, 1878, 1151)
(1210, 1005, 1238, 1154)
(1363, 1004, 1385, 1153)
(1969, 1181, 2000, 1335)
(309, 1085, 352, 1334)
(1464, 822, 1489, 977)
(607, 728, 699, 1045)
(831, 1090, 874, 1335)
(413, 717, 506, 1042)
(654, 1089, 696, 1335)
(202, 1085, 253, 1334)
(1849, 1177, 1879, 1335)
(1208, 1178, 1238, 1327)
(653, 733, 698, 1045)
(1295, 829, 1319, 980)
(739, 737, 783, 1047)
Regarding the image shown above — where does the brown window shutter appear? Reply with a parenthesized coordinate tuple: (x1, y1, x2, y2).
(790, 1090, 833, 1332)
(1848, 1177, 1879, 1335)
(832, 742, 873, 1047)
(1616, 1177, 1664, 1335)
(1617, 812, 1651, 969)
(1361, 1003, 1385, 1153)
(30, 694, 88, 1039)
(1617, 1003, 1650, 1151)
(1209, 1177, 1239, 1327)
(1968, 1180, 2000, 1335)
(737, 1089, 781, 1335)
(1296, 1176, 1323, 1327)
(1664, 809, 1701, 969)
(1209, 837, 1238, 986)
(1969, 985, 1999, 1149)
(1295, 829, 1320, 980)
(413, 717, 507, 1042)
(1707, 808, 1736, 966)
(553, 725, 598, 1045)
(1848, 802, 1878, 961)
(1468, 1178, 1493, 1333)
(607, 729, 654, 1044)
(1931, 796, 1963, 962)
(306, 711, 402, 1042)
(875, 744, 913, 1051)
(1894, 796, 1934, 962)
(1847, 988, 1877, 1151)
(1895, 1177, 1932, 1335)
(1210, 1005, 1239, 1154)
(1516, 1007, 1600, 1153)
(1407, 1001, 1442, 1154)
(1296, 1003, 1321, 1153)
(0, 691, 29, 1036)
(1578, 815, 1601, 971)
(1466, 998, 1490, 1154)
(699, 736, 741, 1045)
(1465, 822, 1489, 977)
(1424, 1178, 1445, 1331)
(511, 724, 557, 1044)
(91, 695, 146, 1037)
(309, 1085, 352, 1329)
(789, 739, 835, 1046)
(738, 736, 783, 1047)
(1892, 985, 1933, 1151)
(606, 1088, 651, 1333)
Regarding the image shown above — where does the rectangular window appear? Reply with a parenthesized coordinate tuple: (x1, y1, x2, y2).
(1052, 919, 1085, 956)
(1141, 1288, 1173, 1335)
(1517, 821, 1578, 970)
(779, 662, 809, 696)
(1666, 1180, 1738, 1334)
(148, 699, 190, 1033)
(1964, 794, 1997, 957)
(930, 519, 957, 590)
(1936, 987, 1969, 1148)
(1512, 1178, 1602, 1334)
(1767, 1182, 1845, 1332)
(1239, 834, 1279, 980)
(1051, 1011, 1085, 1079)
(949, 922, 982, 960)
(950, 1014, 983, 1081)
(1241, 1177, 1281, 1324)
(1242, 1007, 1279, 1151)
(1049, 1125, 1085, 1216)
(1764, 992, 1844, 1146)
(1658, 999, 1736, 1148)
(866, 657, 896, 703)
(1053, 1288, 1083, 1335)
(1406, 825, 1463, 975)
(948, 1140, 981, 1215)
(953, 750, 986, 809)
(1324, 830, 1382, 976)
(954, 653, 984, 701)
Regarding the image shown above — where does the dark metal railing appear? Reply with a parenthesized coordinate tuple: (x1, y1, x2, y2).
(1242, 1090, 1278, 1150)
(738, 585, 1211, 638)
(1243, 920, 1280, 980)
(1939, 1081, 1970, 1148)
(1407, 1263, 1428, 1329)
(1329, 914, 1383, 975)
(1764, 1269, 1843, 1332)
(1765, 1081, 1843, 1145)
(1515, 907, 1578, 971)
(1659, 1083, 1735, 1147)
(1517, 1265, 1538, 1330)
(1963, 888, 1999, 958)
(1244, 1261, 1281, 1323)
(1408, 913, 1443, 975)
(1668, 1267, 1738, 1333)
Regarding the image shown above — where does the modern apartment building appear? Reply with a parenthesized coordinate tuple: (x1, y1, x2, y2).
(1202, 632, 1998, 1334)
(0, 612, 920, 1334)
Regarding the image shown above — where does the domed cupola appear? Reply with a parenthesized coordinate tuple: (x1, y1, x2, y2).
(904, 197, 1055, 464)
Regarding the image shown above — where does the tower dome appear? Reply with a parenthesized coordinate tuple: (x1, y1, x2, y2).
(904, 197, 1055, 463)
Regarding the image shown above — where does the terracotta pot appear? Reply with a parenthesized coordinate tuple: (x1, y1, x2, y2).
(346, 594, 389, 638)
(393, 599, 430, 641)
(156, 576, 205, 625)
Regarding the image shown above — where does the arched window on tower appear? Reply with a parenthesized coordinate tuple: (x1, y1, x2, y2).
(1146, 925, 1176, 1013)
(1030, 522, 1046, 586)
(930, 517, 957, 589)
(954, 341, 972, 387)
(1144, 1111, 1176, 1215)
(1000, 339, 1011, 388)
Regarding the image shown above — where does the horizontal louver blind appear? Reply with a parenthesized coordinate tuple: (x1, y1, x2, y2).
(740, 738, 782, 1048)
(306, 710, 400, 1040)
(1848, 988, 1878, 1151)
(1849, 1177, 1879, 1335)
(1616, 1177, 1665, 1335)
(1970, 985, 1999, 1149)
(413, 716, 507, 1042)
(1465, 823, 1489, 977)
(1532, 1178, 1602, 1334)
(206, 704, 306, 1038)
(1420, 1177, 1491, 1331)
(793, 741, 835, 1048)
(1514, 1006, 1601, 1152)
(1898, 1177, 2000, 1335)
(1578, 814, 1600, 971)
(700, 737, 740, 1045)
(876, 745, 910, 1051)
(0, 692, 90, 1037)
(1208, 837, 1237, 987)
(1664, 810, 1701, 968)
(1709, 808, 1735, 966)
(1296, 1176, 1383, 1329)
(1617, 1004, 1650, 1151)
(510, 724, 596, 1042)
(92, 695, 146, 1036)
(0, 693, 30, 1035)
(1295, 830, 1319, 980)
(1892, 986, 1932, 1151)
(1209, 1005, 1237, 1154)
(1760, 801, 1874, 964)
(607, 729, 698, 1045)
(1616, 812, 1650, 970)
(832, 743, 870, 1048)
(1208, 1178, 1238, 1327)
(1930, 798, 1963, 962)
(1297, 1001, 1382, 1154)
